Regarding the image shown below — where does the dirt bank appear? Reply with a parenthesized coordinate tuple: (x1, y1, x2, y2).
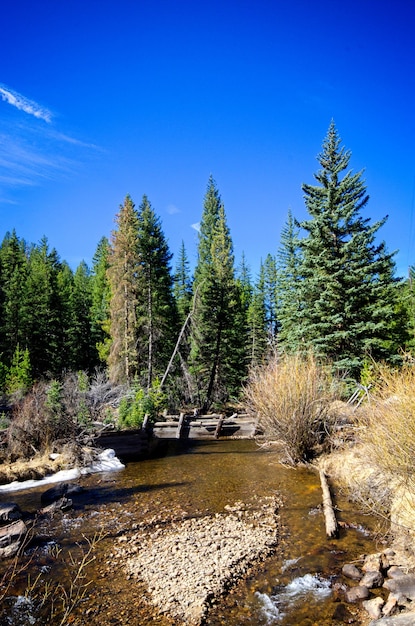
(318, 447, 415, 569)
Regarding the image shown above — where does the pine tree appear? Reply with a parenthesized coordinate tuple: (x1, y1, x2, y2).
(246, 265, 268, 365)
(69, 260, 96, 371)
(262, 253, 279, 350)
(236, 252, 253, 313)
(173, 240, 193, 324)
(297, 122, 399, 373)
(107, 195, 141, 383)
(237, 253, 268, 367)
(0, 231, 28, 363)
(135, 195, 177, 389)
(5, 345, 32, 395)
(190, 177, 247, 411)
(23, 238, 66, 377)
(277, 209, 303, 351)
(56, 261, 76, 370)
(90, 236, 111, 364)
(405, 266, 415, 351)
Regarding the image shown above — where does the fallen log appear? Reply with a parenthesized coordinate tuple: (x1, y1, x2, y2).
(319, 469, 339, 538)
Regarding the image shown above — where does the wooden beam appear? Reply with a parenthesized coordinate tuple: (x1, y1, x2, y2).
(176, 413, 186, 439)
(214, 415, 224, 439)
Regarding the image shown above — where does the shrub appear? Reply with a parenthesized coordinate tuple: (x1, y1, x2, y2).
(5, 346, 32, 397)
(6, 381, 78, 461)
(244, 352, 339, 464)
(118, 380, 166, 429)
(357, 360, 415, 490)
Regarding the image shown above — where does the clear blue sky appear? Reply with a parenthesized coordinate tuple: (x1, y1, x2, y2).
(1, 0, 414, 278)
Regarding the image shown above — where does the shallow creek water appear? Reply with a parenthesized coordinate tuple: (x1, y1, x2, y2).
(2, 439, 381, 625)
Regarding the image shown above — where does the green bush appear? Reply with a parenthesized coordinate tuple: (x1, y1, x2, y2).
(5, 346, 32, 396)
(118, 380, 166, 428)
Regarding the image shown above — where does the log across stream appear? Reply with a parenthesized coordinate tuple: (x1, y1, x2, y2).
(1, 439, 381, 625)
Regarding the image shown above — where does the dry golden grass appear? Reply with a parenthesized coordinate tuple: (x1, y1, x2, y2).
(357, 361, 415, 490)
(318, 446, 393, 518)
(317, 362, 415, 550)
(244, 352, 339, 464)
(0, 452, 68, 485)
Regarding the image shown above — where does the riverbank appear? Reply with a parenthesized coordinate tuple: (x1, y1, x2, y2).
(319, 447, 415, 564)
(0, 448, 124, 494)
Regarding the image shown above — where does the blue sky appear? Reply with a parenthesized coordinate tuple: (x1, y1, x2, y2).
(1, 0, 414, 279)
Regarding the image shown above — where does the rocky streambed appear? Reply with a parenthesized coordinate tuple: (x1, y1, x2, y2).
(113, 496, 281, 625)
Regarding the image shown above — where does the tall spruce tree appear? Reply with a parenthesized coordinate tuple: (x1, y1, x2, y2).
(107, 195, 141, 383)
(69, 260, 96, 371)
(173, 240, 193, 324)
(236, 253, 266, 367)
(246, 265, 268, 365)
(56, 260, 76, 370)
(23, 238, 65, 377)
(135, 195, 177, 389)
(90, 236, 111, 364)
(297, 122, 398, 373)
(277, 209, 303, 350)
(190, 176, 247, 411)
(0, 231, 28, 363)
(262, 253, 279, 350)
(401, 266, 415, 353)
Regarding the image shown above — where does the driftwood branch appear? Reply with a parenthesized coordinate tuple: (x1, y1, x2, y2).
(319, 470, 339, 538)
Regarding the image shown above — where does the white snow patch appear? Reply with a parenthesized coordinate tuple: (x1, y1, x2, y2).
(8, 595, 36, 625)
(81, 448, 125, 474)
(0, 449, 124, 493)
(0, 467, 82, 493)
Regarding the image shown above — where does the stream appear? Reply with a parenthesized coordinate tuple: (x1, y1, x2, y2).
(1, 439, 381, 625)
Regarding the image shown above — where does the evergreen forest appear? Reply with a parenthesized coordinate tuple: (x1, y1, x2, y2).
(1, 123, 414, 421)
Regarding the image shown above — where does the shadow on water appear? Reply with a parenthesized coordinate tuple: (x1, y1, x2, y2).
(72, 480, 189, 509)
(147, 437, 268, 458)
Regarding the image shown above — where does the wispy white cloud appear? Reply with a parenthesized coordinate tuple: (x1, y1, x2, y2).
(167, 203, 180, 215)
(48, 130, 101, 151)
(191, 222, 200, 232)
(0, 196, 18, 205)
(0, 132, 77, 181)
(0, 174, 37, 187)
(0, 83, 52, 122)
(0, 85, 101, 205)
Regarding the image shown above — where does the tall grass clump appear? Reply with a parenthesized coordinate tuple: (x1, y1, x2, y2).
(357, 360, 415, 491)
(244, 352, 339, 464)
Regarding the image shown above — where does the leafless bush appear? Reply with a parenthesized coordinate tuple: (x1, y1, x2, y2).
(6, 378, 82, 462)
(87, 368, 126, 422)
(244, 352, 340, 464)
